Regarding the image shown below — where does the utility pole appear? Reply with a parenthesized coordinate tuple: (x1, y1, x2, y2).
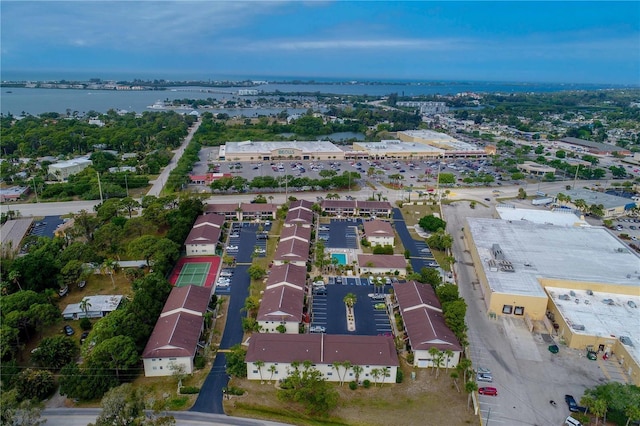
(97, 172, 104, 203)
(125, 174, 129, 197)
(31, 178, 39, 203)
(572, 163, 580, 191)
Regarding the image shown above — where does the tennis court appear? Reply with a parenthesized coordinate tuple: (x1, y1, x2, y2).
(169, 256, 220, 288)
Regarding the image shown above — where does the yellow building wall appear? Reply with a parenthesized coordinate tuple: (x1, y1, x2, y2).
(539, 278, 638, 297)
(488, 292, 549, 320)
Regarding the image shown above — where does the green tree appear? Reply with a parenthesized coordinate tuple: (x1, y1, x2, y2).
(119, 197, 140, 219)
(418, 215, 447, 232)
(89, 335, 139, 382)
(90, 383, 175, 426)
(465, 380, 478, 410)
(247, 265, 266, 280)
(277, 362, 339, 416)
(253, 360, 265, 383)
(0, 389, 45, 426)
(14, 369, 55, 401)
(31, 335, 80, 370)
(226, 344, 248, 378)
(343, 292, 357, 309)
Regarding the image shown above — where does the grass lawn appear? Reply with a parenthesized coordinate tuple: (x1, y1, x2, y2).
(224, 359, 478, 426)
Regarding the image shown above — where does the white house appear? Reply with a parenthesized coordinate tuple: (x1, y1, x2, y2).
(245, 334, 399, 384)
(358, 254, 407, 276)
(48, 158, 92, 181)
(257, 263, 306, 333)
(393, 281, 462, 369)
(184, 214, 225, 256)
(363, 220, 395, 247)
(142, 285, 211, 377)
(62, 295, 123, 320)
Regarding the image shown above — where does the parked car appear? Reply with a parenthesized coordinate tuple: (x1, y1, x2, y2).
(565, 395, 588, 413)
(335, 276, 343, 284)
(420, 248, 431, 253)
(226, 245, 238, 251)
(368, 293, 385, 300)
(475, 367, 491, 375)
(310, 326, 326, 333)
(478, 387, 498, 396)
(64, 325, 74, 336)
(318, 226, 330, 231)
(58, 286, 69, 297)
(80, 331, 90, 343)
(220, 271, 233, 277)
(254, 248, 266, 254)
(230, 233, 240, 238)
(476, 373, 493, 382)
(313, 287, 327, 295)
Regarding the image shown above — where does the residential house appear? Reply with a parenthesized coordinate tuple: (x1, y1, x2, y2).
(358, 254, 407, 276)
(284, 200, 315, 227)
(245, 334, 399, 384)
(257, 263, 306, 333)
(239, 203, 278, 221)
(62, 295, 123, 320)
(142, 285, 211, 377)
(393, 281, 462, 369)
(204, 203, 241, 220)
(273, 225, 312, 267)
(363, 220, 395, 247)
(184, 214, 225, 256)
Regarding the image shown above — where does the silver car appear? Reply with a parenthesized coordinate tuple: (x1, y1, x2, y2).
(477, 373, 493, 383)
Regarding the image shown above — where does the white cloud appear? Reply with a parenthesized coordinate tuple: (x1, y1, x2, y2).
(255, 38, 460, 51)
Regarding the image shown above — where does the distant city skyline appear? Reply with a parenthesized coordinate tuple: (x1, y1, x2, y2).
(1, 1, 639, 85)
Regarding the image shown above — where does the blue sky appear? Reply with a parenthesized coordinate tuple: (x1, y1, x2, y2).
(1, 1, 639, 84)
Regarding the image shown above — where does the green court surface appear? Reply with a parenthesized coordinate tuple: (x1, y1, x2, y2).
(174, 262, 211, 287)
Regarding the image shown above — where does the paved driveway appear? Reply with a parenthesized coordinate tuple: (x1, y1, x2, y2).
(325, 218, 361, 249)
(191, 257, 250, 413)
(391, 208, 438, 271)
(311, 284, 391, 336)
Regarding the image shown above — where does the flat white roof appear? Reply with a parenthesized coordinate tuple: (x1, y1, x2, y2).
(224, 140, 343, 154)
(356, 140, 444, 153)
(467, 218, 640, 297)
(547, 286, 639, 365)
(549, 188, 638, 210)
(49, 158, 92, 169)
(398, 129, 483, 152)
(496, 206, 590, 227)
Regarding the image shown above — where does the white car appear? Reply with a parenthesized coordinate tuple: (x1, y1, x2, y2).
(318, 226, 330, 231)
(368, 293, 385, 300)
(229, 233, 239, 238)
(254, 248, 266, 254)
(310, 326, 326, 333)
(216, 282, 230, 288)
(220, 271, 233, 277)
(226, 245, 238, 251)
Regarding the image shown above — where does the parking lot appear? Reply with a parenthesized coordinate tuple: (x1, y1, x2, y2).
(310, 282, 393, 336)
(322, 218, 362, 249)
(224, 221, 270, 263)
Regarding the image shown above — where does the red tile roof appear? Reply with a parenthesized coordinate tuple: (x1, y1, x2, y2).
(161, 285, 211, 317)
(142, 311, 203, 358)
(257, 285, 304, 322)
(266, 264, 307, 290)
(204, 203, 239, 214)
(274, 238, 310, 264)
(363, 219, 394, 238)
(321, 200, 356, 209)
(392, 281, 462, 352)
(280, 225, 311, 243)
(289, 199, 314, 211)
(245, 334, 399, 366)
(358, 254, 407, 269)
(240, 203, 278, 213)
(357, 200, 392, 210)
(184, 214, 224, 245)
(285, 207, 314, 225)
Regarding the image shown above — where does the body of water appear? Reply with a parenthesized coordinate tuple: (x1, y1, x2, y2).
(1, 80, 629, 115)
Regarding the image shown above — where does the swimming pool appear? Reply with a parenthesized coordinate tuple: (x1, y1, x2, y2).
(331, 253, 347, 265)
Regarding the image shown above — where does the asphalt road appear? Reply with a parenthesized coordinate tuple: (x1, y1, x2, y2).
(146, 117, 202, 197)
(41, 408, 291, 426)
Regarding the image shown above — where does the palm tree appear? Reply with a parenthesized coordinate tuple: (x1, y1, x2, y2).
(267, 365, 277, 384)
(381, 366, 391, 386)
(370, 368, 381, 387)
(457, 358, 472, 383)
(253, 360, 265, 383)
(8, 270, 22, 291)
(428, 347, 440, 375)
(79, 298, 92, 318)
(444, 349, 454, 372)
(343, 293, 357, 309)
(102, 259, 117, 288)
(450, 371, 460, 393)
(465, 381, 478, 410)
(352, 365, 364, 384)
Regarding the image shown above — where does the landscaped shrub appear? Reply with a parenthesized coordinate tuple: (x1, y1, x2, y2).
(396, 369, 404, 383)
(194, 355, 206, 369)
(180, 386, 200, 394)
(406, 353, 415, 364)
(348, 381, 358, 390)
(362, 379, 371, 389)
(227, 386, 245, 396)
(79, 317, 92, 331)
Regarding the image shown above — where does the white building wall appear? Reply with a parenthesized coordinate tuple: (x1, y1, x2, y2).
(185, 243, 216, 256)
(360, 266, 407, 276)
(369, 236, 394, 246)
(143, 356, 193, 377)
(272, 259, 307, 267)
(413, 349, 461, 369)
(246, 361, 397, 384)
(258, 320, 299, 334)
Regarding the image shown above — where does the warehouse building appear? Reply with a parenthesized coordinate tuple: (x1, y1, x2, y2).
(48, 158, 93, 181)
(219, 140, 345, 162)
(549, 188, 638, 218)
(464, 218, 640, 385)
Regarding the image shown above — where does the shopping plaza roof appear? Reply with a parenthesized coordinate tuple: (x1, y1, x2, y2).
(224, 140, 343, 154)
(467, 218, 640, 297)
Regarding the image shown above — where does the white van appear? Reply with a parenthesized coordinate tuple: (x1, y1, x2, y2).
(565, 416, 582, 426)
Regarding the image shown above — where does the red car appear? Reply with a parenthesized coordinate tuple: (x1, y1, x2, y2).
(478, 387, 498, 396)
